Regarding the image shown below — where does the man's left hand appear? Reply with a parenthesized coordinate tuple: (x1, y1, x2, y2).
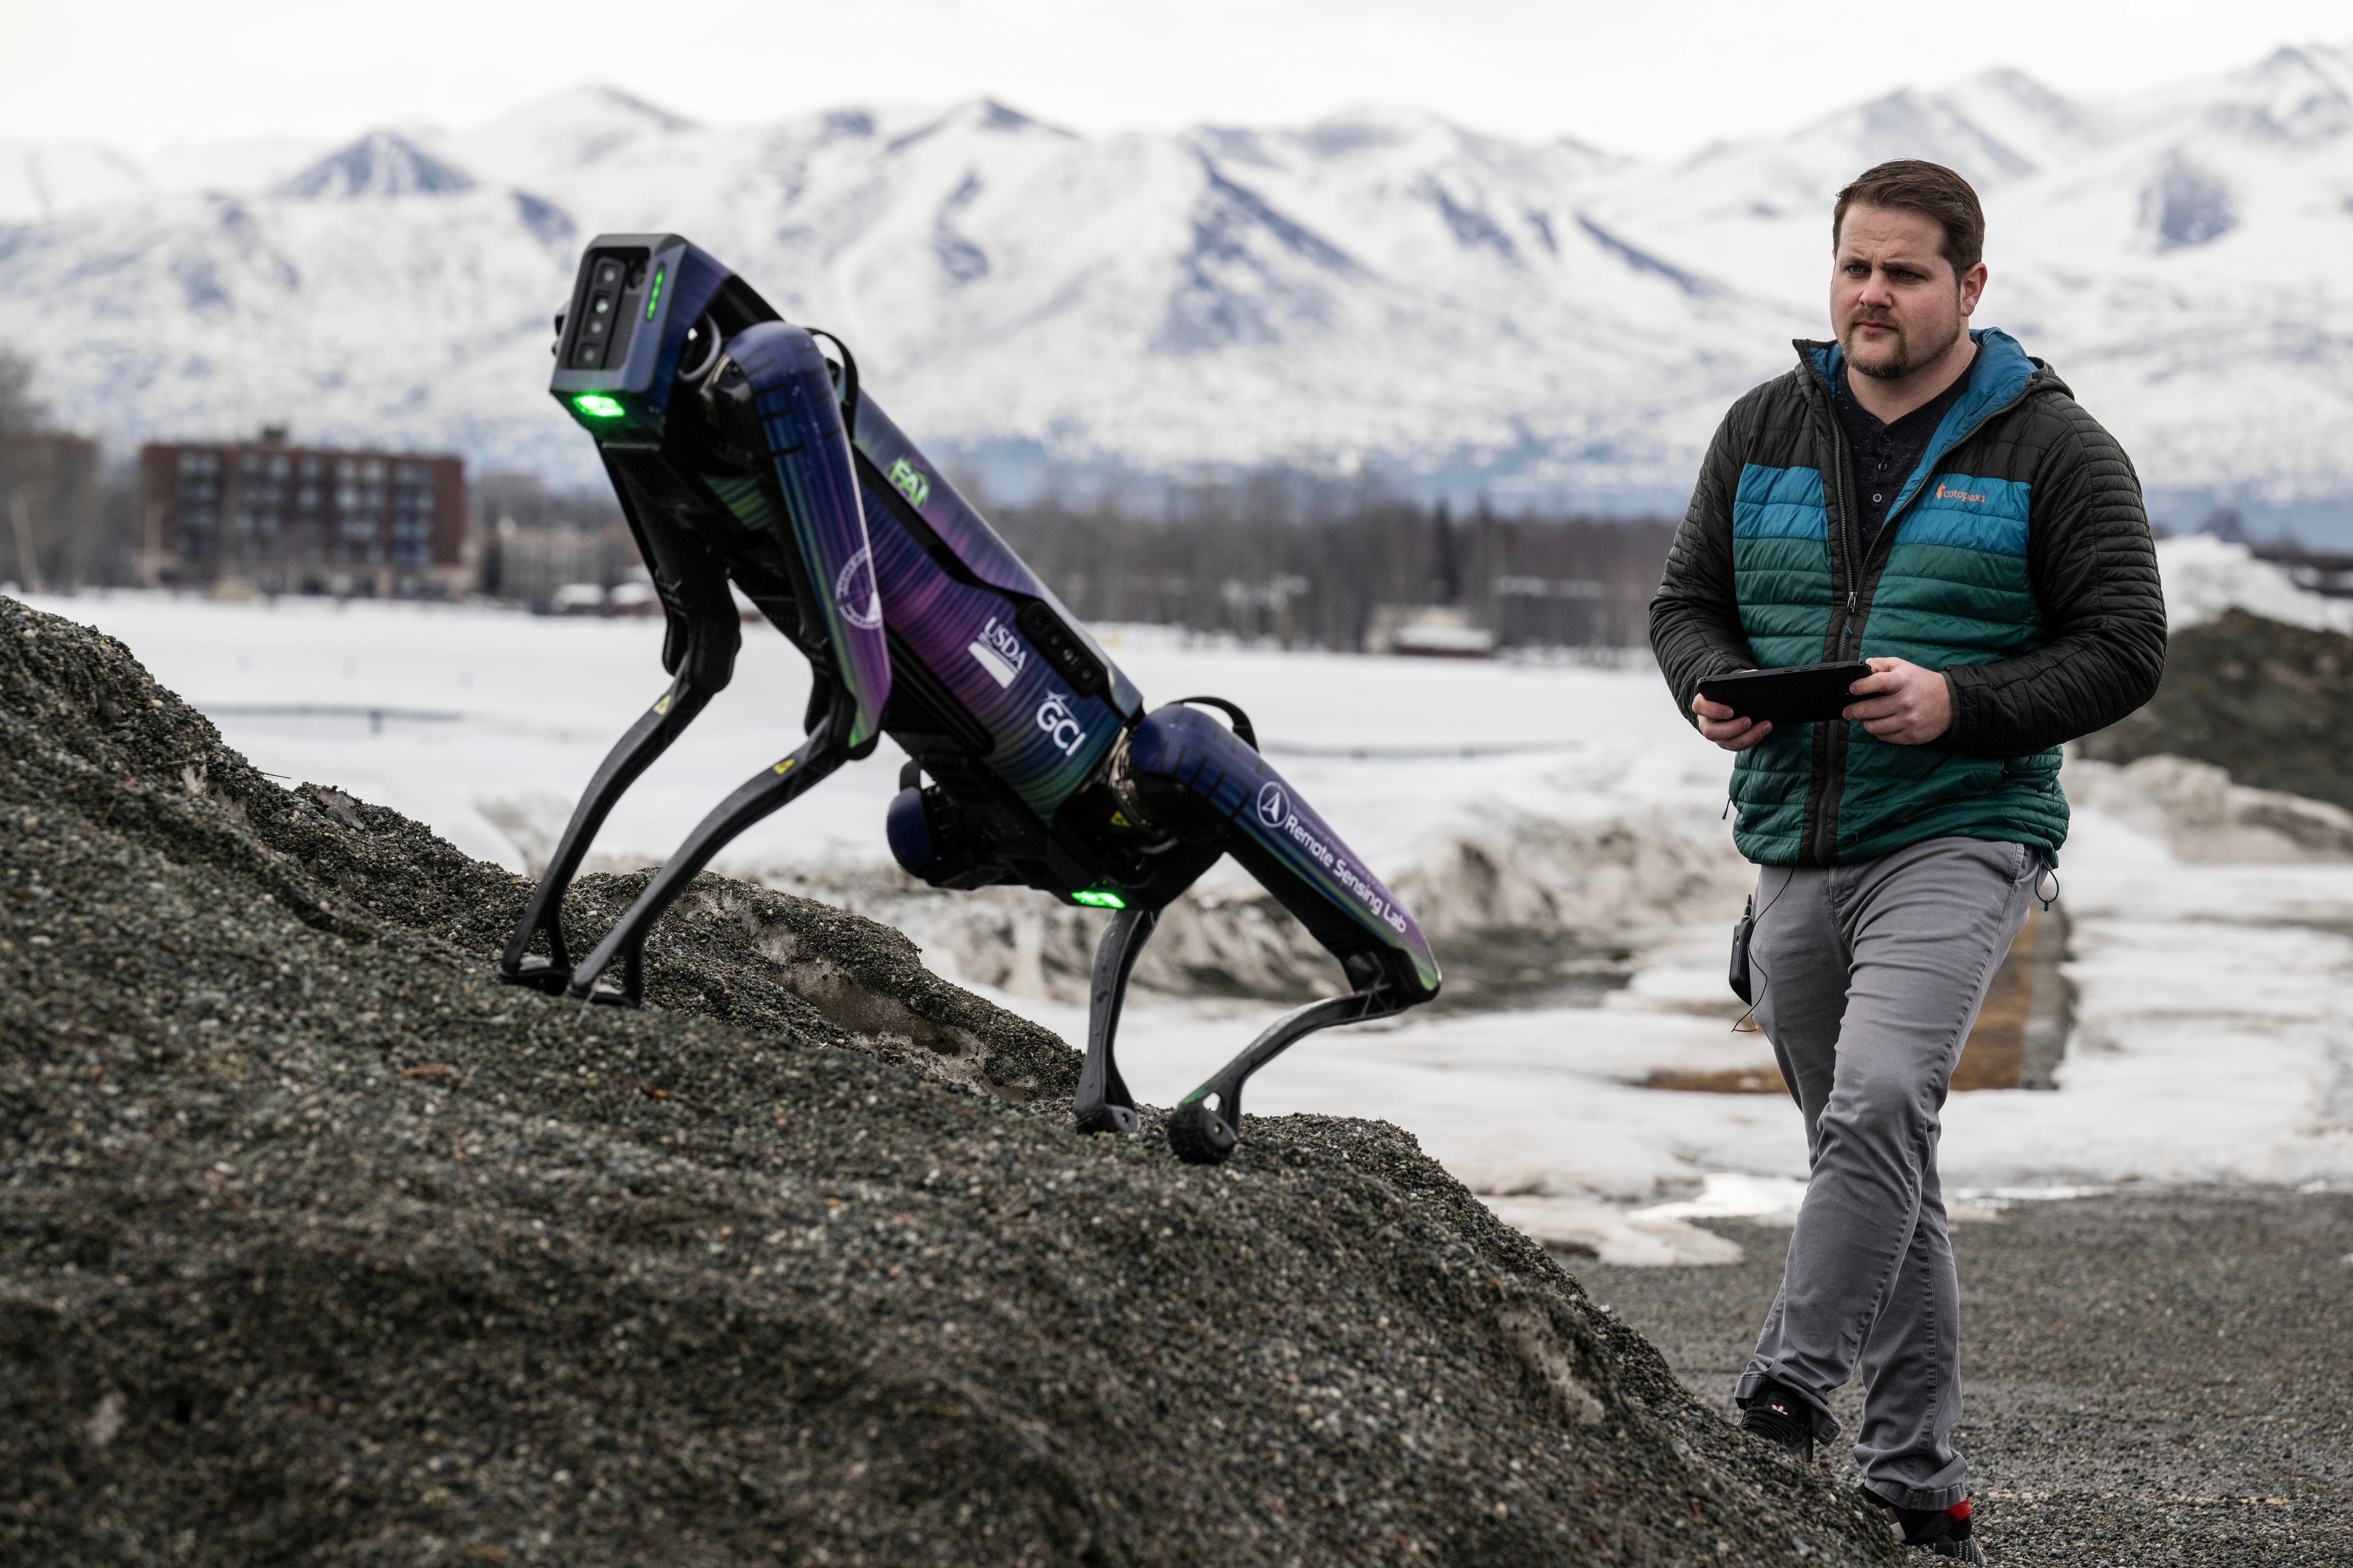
(1843, 657, 1952, 744)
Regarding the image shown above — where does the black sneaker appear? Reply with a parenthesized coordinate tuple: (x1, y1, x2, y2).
(1737, 1379, 1815, 1463)
(1864, 1489, 1984, 1563)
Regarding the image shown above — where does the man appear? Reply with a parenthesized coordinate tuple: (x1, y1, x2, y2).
(1649, 161, 2166, 1562)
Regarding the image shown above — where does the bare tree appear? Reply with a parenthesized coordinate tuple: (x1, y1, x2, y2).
(1, 348, 49, 590)
(986, 466, 1676, 652)
(0, 346, 43, 436)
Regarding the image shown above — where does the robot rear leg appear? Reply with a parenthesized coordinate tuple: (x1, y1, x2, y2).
(1111, 701, 1444, 1165)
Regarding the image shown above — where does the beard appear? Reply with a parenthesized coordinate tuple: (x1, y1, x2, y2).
(1843, 312, 1963, 381)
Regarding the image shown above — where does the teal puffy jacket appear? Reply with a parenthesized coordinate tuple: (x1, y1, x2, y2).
(1650, 329, 2168, 867)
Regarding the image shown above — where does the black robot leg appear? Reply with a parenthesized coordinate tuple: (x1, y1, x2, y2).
(498, 665, 724, 995)
(564, 725, 847, 1004)
(1114, 700, 1442, 1167)
(1165, 955, 1413, 1166)
(1074, 906, 1158, 1135)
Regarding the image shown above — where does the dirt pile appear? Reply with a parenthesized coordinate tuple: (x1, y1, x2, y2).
(2081, 606, 2353, 813)
(0, 596, 1899, 1566)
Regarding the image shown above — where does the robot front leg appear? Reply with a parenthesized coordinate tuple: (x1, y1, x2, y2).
(564, 720, 849, 1003)
(498, 618, 735, 994)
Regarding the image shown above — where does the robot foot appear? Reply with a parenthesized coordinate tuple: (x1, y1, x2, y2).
(1166, 1096, 1238, 1166)
(1074, 1101, 1141, 1136)
(497, 955, 574, 996)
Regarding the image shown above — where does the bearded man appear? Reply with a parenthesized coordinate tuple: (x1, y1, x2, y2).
(1649, 160, 2166, 1562)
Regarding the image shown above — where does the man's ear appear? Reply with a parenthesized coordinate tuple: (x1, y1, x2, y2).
(1959, 262, 1988, 319)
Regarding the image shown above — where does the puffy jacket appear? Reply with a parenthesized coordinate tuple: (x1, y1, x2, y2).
(1649, 328, 2167, 867)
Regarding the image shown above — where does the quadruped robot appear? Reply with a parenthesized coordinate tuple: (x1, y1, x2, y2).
(498, 234, 1441, 1163)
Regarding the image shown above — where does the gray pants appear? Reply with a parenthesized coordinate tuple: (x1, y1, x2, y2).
(1733, 835, 2036, 1510)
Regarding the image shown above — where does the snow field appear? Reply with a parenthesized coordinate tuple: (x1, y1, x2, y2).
(26, 549, 2353, 1265)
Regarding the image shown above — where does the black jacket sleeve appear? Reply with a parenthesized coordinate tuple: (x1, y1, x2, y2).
(1649, 402, 1759, 725)
(1941, 397, 2167, 756)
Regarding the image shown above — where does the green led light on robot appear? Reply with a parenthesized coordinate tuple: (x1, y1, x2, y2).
(1072, 889, 1126, 909)
(573, 394, 626, 419)
(645, 263, 664, 319)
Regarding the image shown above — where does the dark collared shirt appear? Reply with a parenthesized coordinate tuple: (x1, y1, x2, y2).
(1834, 351, 1974, 545)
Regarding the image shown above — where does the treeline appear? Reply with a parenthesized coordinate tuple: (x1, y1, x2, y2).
(0, 334, 1677, 643)
(0, 347, 124, 594)
(981, 472, 1678, 651)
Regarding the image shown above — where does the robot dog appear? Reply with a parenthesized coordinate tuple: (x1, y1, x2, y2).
(498, 234, 1440, 1164)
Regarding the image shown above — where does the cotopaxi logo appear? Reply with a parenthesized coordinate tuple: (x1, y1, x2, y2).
(1934, 481, 1988, 505)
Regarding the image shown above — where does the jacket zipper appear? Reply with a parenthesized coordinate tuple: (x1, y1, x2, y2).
(1811, 368, 2041, 865)
(1814, 391, 1859, 864)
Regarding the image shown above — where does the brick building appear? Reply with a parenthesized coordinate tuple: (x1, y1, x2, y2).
(138, 427, 466, 596)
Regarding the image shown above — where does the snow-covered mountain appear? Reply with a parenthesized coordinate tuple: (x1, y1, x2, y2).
(2, 48, 2348, 528)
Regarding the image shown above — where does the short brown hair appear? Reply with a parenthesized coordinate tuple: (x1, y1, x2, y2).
(1833, 161, 1985, 276)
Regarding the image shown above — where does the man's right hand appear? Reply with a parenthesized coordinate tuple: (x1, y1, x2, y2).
(1692, 684, 1774, 752)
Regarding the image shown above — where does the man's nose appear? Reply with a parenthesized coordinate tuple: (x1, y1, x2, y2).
(1858, 269, 1897, 308)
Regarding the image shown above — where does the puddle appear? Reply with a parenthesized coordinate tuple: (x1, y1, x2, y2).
(1639, 904, 2074, 1095)
(1421, 928, 1636, 1017)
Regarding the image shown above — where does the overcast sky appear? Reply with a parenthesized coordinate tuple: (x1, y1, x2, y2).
(1, 0, 2344, 159)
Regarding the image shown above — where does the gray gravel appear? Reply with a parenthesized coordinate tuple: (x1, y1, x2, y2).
(2080, 606, 2353, 814)
(0, 595, 1908, 1566)
(1574, 1188, 2353, 1565)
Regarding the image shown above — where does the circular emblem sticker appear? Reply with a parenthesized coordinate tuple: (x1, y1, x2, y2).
(833, 545, 882, 631)
(1255, 782, 1288, 829)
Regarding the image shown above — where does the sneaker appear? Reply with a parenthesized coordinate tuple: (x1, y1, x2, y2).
(1864, 1490, 1984, 1563)
(1737, 1379, 1815, 1463)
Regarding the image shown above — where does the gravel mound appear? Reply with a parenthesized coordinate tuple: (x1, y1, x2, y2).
(2080, 607, 2353, 814)
(0, 596, 1899, 1566)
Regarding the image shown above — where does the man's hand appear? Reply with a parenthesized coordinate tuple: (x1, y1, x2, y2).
(1844, 657, 1952, 744)
(1692, 683, 1774, 752)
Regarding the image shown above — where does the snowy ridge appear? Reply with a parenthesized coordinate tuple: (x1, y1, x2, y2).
(1, 44, 2348, 519)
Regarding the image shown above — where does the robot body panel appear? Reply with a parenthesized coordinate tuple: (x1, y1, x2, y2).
(851, 399, 1144, 721)
(862, 491, 1121, 823)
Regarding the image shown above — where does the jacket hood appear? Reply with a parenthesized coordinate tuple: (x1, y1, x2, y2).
(1795, 328, 2066, 529)
(1795, 328, 2065, 408)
